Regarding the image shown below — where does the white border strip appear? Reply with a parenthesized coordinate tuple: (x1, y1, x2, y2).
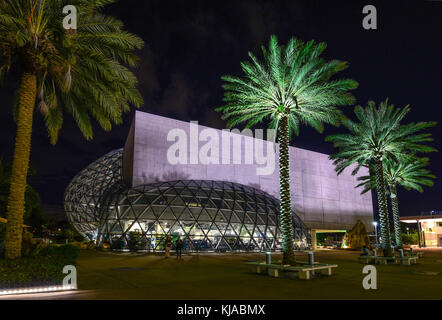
(0, 285, 75, 296)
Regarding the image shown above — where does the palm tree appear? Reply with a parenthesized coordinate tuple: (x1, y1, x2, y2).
(356, 158, 436, 247)
(326, 100, 436, 256)
(0, 0, 144, 259)
(216, 35, 358, 264)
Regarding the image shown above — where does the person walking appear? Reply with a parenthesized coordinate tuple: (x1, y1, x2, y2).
(165, 235, 172, 258)
(176, 236, 183, 259)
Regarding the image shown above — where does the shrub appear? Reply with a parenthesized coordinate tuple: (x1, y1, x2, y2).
(0, 240, 4, 260)
(21, 230, 36, 257)
(39, 244, 80, 260)
(0, 223, 5, 259)
(402, 232, 418, 245)
(0, 222, 5, 240)
(343, 220, 370, 250)
(0, 245, 79, 288)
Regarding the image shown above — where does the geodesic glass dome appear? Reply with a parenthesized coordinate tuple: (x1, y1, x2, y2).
(64, 149, 311, 251)
(64, 149, 123, 238)
(97, 180, 311, 252)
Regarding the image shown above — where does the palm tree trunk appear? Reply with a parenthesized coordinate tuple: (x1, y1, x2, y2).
(5, 73, 37, 259)
(389, 183, 402, 247)
(278, 112, 296, 265)
(374, 159, 393, 256)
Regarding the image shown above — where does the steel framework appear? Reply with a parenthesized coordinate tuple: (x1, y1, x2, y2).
(64, 149, 311, 251)
(64, 149, 123, 237)
(97, 180, 311, 251)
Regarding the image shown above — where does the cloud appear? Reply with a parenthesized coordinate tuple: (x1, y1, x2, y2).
(135, 46, 160, 103)
(156, 73, 190, 119)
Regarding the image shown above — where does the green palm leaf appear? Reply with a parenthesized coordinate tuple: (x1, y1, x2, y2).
(217, 35, 357, 264)
(356, 158, 436, 247)
(326, 99, 436, 254)
(0, 0, 144, 258)
(0, 0, 144, 144)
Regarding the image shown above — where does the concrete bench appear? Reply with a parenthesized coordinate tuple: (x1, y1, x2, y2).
(404, 251, 423, 258)
(281, 264, 338, 280)
(374, 256, 396, 264)
(295, 260, 320, 265)
(246, 261, 338, 280)
(394, 256, 418, 265)
(374, 256, 418, 265)
(358, 255, 376, 264)
(245, 262, 277, 274)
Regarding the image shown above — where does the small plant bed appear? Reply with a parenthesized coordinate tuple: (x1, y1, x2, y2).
(358, 255, 376, 264)
(0, 245, 79, 290)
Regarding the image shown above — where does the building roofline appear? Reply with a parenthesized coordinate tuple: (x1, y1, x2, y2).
(400, 215, 442, 223)
(133, 110, 334, 157)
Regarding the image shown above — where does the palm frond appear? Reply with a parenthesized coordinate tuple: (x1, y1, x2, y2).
(217, 34, 357, 140)
(326, 99, 437, 175)
(0, 0, 144, 144)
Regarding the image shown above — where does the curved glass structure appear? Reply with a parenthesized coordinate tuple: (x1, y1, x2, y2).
(64, 149, 123, 238)
(65, 149, 311, 252)
(97, 180, 310, 252)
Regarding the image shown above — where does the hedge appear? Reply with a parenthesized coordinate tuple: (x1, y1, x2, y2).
(0, 245, 80, 289)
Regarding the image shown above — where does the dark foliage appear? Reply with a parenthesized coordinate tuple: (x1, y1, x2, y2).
(0, 245, 79, 288)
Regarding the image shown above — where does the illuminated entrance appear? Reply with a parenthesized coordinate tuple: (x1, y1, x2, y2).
(401, 213, 442, 247)
(310, 229, 347, 249)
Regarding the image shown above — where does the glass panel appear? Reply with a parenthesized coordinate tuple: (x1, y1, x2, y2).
(67, 162, 312, 252)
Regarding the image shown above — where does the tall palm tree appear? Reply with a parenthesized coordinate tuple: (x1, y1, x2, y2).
(356, 158, 436, 247)
(0, 0, 144, 259)
(216, 35, 358, 264)
(326, 100, 436, 256)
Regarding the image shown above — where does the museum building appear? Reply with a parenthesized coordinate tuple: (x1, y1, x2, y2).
(64, 111, 373, 252)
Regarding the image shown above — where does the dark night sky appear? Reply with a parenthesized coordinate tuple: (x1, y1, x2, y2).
(0, 0, 441, 219)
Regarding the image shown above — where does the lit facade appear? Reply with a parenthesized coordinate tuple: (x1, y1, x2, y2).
(97, 179, 310, 251)
(64, 150, 311, 251)
(64, 111, 374, 251)
(401, 214, 442, 247)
